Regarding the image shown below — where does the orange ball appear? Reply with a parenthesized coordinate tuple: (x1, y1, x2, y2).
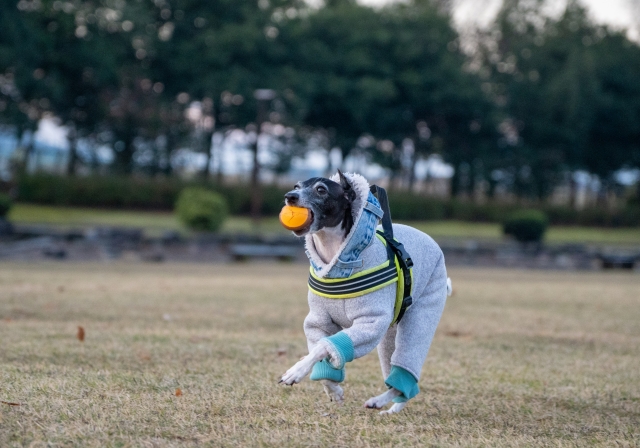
(279, 205, 312, 231)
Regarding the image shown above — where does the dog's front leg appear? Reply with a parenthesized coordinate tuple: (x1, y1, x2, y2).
(279, 343, 329, 385)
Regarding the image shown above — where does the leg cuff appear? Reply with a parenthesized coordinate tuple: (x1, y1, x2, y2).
(385, 365, 419, 401)
(310, 358, 345, 383)
(322, 331, 354, 369)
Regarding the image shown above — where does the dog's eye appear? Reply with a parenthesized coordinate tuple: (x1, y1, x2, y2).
(294, 185, 300, 190)
(316, 185, 327, 194)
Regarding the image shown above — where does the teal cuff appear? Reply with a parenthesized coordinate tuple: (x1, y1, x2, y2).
(323, 332, 354, 369)
(310, 358, 345, 383)
(385, 366, 419, 401)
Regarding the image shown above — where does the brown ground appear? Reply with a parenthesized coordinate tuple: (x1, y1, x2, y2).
(1, 262, 639, 447)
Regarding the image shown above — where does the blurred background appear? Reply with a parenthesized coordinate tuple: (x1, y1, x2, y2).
(0, 0, 639, 265)
(3, 3, 640, 444)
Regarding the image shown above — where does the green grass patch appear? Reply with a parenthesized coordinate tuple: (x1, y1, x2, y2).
(8, 203, 640, 244)
(7, 204, 286, 237)
(406, 220, 640, 245)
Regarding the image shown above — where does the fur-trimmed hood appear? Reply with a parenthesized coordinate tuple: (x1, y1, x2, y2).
(305, 172, 383, 278)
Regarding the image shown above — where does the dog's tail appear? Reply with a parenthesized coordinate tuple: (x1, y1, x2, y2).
(446, 277, 453, 297)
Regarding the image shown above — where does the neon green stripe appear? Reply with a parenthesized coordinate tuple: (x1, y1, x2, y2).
(307, 232, 413, 326)
(309, 260, 390, 282)
(392, 254, 403, 324)
(309, 277, 398, 299)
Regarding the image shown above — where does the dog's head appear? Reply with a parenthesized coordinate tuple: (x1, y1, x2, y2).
(284, 170, 357, 237)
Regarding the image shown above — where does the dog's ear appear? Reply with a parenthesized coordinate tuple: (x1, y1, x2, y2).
(338, 169, 356, 203)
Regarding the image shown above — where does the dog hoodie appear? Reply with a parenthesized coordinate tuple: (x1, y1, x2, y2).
(303, 172, 449, 402)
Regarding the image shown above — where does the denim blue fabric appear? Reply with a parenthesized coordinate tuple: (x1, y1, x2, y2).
(307, 192, 383, 278)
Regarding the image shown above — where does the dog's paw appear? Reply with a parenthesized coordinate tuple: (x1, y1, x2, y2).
(279, 360, 311, 386)
(379, 402, 406, 415)
(363, 396, 384, 409)
(364, 388, 401, 409)
(322, 380, 344, 405)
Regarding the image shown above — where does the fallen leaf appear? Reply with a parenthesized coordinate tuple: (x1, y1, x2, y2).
(77, 326, 85, 342)
(444, 330, 471, 338)
(277, 347, 287, 356)
(175, 388, 182, 397)
(1, 401, 20, 406)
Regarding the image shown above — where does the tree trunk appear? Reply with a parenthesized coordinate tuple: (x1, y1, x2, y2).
(215, 133, 225, 185)
(21, 128, 36, 175)
(250, 97, 270, 223)
(202, 130, 214, 180)
(113, 122, 136, 175)
(162, 133, 174, 176)
(407, 141, 419, 192)
(66, 127, 78, 176)
(467, 160, 476, 199)
(569, 173, 578, 209)
(450, 162, 460, 198)
(249, 136, 262, 222)
(487, 176, 497, 199)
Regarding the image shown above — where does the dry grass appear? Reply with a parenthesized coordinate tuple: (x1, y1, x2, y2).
(0, 262, 639, 447)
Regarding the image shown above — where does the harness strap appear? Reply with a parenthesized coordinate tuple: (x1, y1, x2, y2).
(307, 234, 405, 323)
(370, 185, 414, 323)
(306, 185, 414, 325)
(308, 262, 397, 297)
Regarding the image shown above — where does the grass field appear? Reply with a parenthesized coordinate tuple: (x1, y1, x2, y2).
(9, 203, 640, 244)
(1, 263, 638, 447)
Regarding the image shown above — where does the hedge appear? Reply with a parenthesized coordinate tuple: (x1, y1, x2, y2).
(14, 174, 640, 227)
(0, 193, 11, 218)
(15, 174, 287, 216)
(503, 209, 549, 243)
(175, 188, 229, 232)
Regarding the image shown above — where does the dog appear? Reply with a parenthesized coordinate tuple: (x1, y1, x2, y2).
(279, 171, 450, 415)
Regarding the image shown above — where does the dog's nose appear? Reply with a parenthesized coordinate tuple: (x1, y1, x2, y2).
(284, 191, 299, 205)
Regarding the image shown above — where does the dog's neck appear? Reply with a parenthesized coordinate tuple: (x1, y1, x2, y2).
(311, 224, 347, 264)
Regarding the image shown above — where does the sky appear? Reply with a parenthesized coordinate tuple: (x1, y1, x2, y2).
(359, 0, 638, 40)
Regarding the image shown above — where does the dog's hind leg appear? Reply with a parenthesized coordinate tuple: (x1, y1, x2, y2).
(377, 325, 397, 380)
(364, 388, 402, 409)
(379, 402, 406, 415)
(321, 380, 344, 404)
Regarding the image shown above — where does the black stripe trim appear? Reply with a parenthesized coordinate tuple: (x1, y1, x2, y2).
(308, 270, 396, 293)
(309, 272, 398, 295)
(309, 270, 398, 295)
(308, 265, 396, 290)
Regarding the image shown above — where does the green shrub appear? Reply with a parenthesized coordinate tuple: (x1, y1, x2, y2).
(12, 174, 640, 228)
(503, 209, 549, 243)
(175, 188, 229, 232)
(0, 193, 11, 218)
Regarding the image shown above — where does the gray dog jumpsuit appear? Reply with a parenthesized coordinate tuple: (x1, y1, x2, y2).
(303, 172, 449, 402)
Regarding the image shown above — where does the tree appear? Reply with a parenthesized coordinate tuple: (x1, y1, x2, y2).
(478, 0, 640, 201)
